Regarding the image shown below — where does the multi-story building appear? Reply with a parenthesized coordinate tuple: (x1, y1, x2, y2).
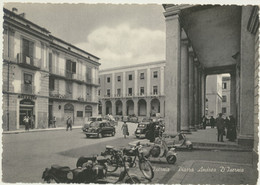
(2, 8, 100, 131)
(222, 75, 231, 116)
(98, 61, 165, 118)
(205, 75, 222, 117)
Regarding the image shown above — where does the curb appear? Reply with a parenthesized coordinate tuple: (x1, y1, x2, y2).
(3, 126, 82, 134)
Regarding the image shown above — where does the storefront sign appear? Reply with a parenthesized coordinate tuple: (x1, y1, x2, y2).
(20, 99, 35, 105)
(18, 94, 37, 100)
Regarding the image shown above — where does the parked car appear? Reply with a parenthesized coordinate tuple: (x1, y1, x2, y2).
(82, 116, 103, 131)
(135, 118, 151, 138)
(84, 121, 116, 138)
(128, 114, 139, 123)
(103, 115, 118, 126)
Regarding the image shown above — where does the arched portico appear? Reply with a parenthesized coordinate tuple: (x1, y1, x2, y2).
(151, 98, 160, 117)
(105, 101, 112, 115)
(138, 99, 147, 116)
(126, 100, 134, 116)
(115, 100, 123, 115)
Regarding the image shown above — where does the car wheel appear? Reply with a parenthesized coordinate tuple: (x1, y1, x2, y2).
(86, 135, 90, 138)
(111, 131, 115, 136)
(98, 133, 103, 138)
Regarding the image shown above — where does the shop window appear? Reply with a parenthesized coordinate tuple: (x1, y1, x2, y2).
(77, 111, 83, 117)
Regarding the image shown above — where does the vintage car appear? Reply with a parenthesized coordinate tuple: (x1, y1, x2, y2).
(103, 115, 118, 126)
(82, 116, 104, 131)
(84, 121, 116, 138)
(135, 118, 151, 138)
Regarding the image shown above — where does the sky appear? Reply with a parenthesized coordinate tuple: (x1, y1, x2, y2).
(3, 3, 166, 69)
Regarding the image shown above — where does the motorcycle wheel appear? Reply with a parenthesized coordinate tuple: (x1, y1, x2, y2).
(124, 175, 141, 183)
(139, 159, 154, 180)
(106, 155, 119, 172)
(166, 155, 177, 164)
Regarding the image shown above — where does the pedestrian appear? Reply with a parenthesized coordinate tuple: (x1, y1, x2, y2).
(66, 116, 73, 131)
(30, 115, 35, 129)
(216, 113, 225, 142)
(210, 116, 215, 128)
(228, 115, 237, 141)
(148, 120, 156, 142)
(121, 121, 129, 139)
(23, 115, 30, 131)
(53, 116, 56, 128)
(225, 116, 230, 140)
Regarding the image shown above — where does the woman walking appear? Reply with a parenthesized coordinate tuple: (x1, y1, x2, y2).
(121, 121, 129, 139)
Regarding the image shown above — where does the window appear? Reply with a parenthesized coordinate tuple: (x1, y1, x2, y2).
(129, 74, 132, 81)
(140, 87, 144, 95)
(77, 111, 83, 117)
(66, 81, 73, 96)
(22, 38, 34, 64)
(128, 88, 132, 95)
(222, 95, 227, 102)
(98, 90, 100, 96)
(117, 76, 121, 82)
(153, 71, 158, 78)
(153, 86, 158, 95)
(98, 78, 100, 84)
(117, 89, 121, 96)
(222, 107, 227, 113)
(24, 73, 32, 85)
(107, 89, 110, 96)
(140, 73, 144, 80)
(222, 82, 227, 89)
(66, 60, 76, 78)
(49, 78, 55, 90)
(107, 77, 110, 83)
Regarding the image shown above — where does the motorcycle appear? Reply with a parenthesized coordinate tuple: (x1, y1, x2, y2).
(42, 156, 108, 183)
(77, 152, 141, 183)
(164, 132, 193, 150)
(101, 142, 154, 181)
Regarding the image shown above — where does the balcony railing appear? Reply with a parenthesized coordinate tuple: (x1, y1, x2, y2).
(17, 53, 41, 69)
(21, 84, 35, 94)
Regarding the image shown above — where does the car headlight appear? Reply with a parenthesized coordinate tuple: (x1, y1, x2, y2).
(67, 172, 73, 180)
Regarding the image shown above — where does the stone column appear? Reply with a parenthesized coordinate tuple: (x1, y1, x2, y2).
(123, 71, 126, 97)
(160, 98, 165, 117)
(230, 72, 236, 118)
(160, 66, 165, 95)
(111, 100, 116, 117)
(146, 98, 151, 117)
(194, 60, 199, 128)
(147, 68, 151, 96)
(201, 71, 206, 118)
(122, 99, 126, 116)
(134, 99, 138, 116)
(180, 39, 190, 132)
(238, 6, 255, 147)
(188, 47, 195, 131)
(197, 67, 202, 128)
(134, 70, 138, 96)
(164, 10, 181, 135)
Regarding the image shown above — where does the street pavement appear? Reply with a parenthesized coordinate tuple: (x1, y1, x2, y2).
(2, 122, 258, 184)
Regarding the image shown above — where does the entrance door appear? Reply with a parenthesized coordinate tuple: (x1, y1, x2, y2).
(20, 107, 33, 126)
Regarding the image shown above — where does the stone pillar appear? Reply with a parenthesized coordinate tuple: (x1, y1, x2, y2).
(201, 71, 206, 118)
(194, 61, 199, 128)
(134, 99, 138, 116)
(180, 39, 190, 132)
(112, 72, 115, 97)
(230, 72, 236, 118)
(197, 66, 202, 128)
(111, 100, 116, 117)
(159, 98, 165, 117)
(146, 98, 151, 117)
(160, 66, 165, 95)
(164, 10, 181, 135)
(238, 6, 255, 147)
(147, 68, 151, 96)
(122, 99, 127, 116)
(123, 71, 126, 97)
(134, 70, 138, 96)
(188, 48, 195, 131)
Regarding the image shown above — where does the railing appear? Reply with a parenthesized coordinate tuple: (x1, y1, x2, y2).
(21, 84, 35, 94)
(17, 53, 41, 69)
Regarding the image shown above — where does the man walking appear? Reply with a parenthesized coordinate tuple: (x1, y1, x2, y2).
(66, 116, 73, 131)
(216, 113, 225, 142)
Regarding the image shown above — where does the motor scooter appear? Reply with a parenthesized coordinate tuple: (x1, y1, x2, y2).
(164, 132, 193, 150)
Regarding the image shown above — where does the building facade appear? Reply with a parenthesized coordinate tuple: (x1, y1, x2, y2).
(222, 76, 231, 116)
(205, 75, 223, 118)
(2, 8, 100, 131)
(98, 61, 165, 118)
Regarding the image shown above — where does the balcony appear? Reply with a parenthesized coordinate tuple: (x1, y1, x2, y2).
(150, 92, 160, 96)
(21, 84, 35, 94)
(17, 53, 41, 70)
